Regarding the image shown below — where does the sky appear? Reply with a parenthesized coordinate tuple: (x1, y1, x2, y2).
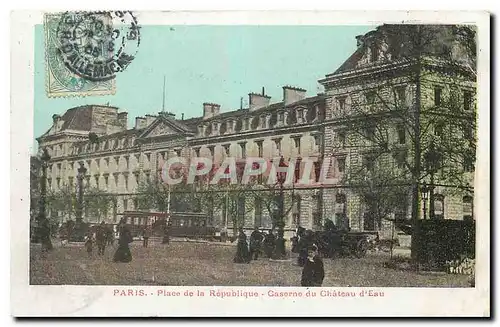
(33, 24, 374, 150)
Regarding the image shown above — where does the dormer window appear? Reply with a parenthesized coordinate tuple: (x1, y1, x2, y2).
(260, 116, 266, 129)
(278, 111, 285, 125)
(297, 109, 305, 123)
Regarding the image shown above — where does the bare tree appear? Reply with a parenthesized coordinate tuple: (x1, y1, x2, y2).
(332, 25, 476, 258)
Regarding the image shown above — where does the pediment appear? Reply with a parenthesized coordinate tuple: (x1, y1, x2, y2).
(142, 121, 179, 138)
(145, 121, 180, 138)
(139, 116, 194, 139)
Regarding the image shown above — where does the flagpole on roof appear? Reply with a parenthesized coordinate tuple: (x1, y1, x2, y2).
(162, 75, 166, 112)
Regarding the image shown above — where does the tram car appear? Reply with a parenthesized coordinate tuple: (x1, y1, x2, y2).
(117, 211, 218, 239)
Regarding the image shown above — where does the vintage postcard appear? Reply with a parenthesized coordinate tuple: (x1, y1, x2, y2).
(11, 11, 490, 317)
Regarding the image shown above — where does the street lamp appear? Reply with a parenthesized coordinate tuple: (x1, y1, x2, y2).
(421, 182, 430, 220)
(424, 141, 441, 220)
(37, 148, 53, 251)
(272, 156, 288, 260)
(73, 161, 87, 241)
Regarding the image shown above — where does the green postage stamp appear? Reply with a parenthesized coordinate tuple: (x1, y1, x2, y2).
(44, 11, 140, 97)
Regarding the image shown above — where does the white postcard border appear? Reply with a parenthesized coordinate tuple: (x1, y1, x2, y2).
(10, 10, 491, 317)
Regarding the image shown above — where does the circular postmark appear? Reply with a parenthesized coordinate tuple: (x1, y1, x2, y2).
(56, 11, 140, 82)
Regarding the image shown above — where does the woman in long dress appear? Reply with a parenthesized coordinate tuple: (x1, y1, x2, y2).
(113, 222, 133, 263)
(233, 228, 250, 264)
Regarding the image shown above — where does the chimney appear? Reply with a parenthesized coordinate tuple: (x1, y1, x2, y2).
(135, 117, 147, 129)
(203, 103, 221, 120)
(52, 114, 61, 123)
(283, 86, 306, 106)
(117, 112, 128, 129)
(249, 91, 271, 111)
(356, 35, 365, 48)
(52, 114, 62, 133)
(181, 113, 184, 120)
(158, 111, 176, 120)
(145, 114, 157, 126)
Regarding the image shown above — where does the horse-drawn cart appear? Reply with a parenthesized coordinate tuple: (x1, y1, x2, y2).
(293, 224, 377, 259)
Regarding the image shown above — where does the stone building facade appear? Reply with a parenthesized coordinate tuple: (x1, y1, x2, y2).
(318, 25, 476, 238)
(38, 87, 327, 233)
(37, 25, 476, 237)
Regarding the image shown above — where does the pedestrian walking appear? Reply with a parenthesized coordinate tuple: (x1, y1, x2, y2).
(142, 225, 151, 248)
(233, 228, 251, 263)
(113, 221, 133, 263)
(84, 231, 94, 258)
(301, 245, 325, 287)
(263, 229, 276, 258)
(249, 227, 264, 260)
(96, 221, 107, 255)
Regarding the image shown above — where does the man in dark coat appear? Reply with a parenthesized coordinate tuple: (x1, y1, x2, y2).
(249, 228, 264, 260)
(301, 245, 325, 287)
(297, 229, 315, 267)
(113, 222, 133, 263)
(233, 228, 250, 264)
(95, 222, 107, 255)
(142, 225, 152, 248)
(105, 225, 114, 246)
(263, 229, 276, 258)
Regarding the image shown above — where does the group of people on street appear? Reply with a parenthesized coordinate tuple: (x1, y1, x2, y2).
(233, 227, 277, 263)
(84, 220, 134, 263)
(233, 226, 325, 287)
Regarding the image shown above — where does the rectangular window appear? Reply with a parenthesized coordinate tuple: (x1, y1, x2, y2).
(395, 149, 406, 168)
(239, 142, 246, 158)
(278, 112, 285, 124)
(337, 97, 346, 112)
(313, 134, 321, 152)
(434, 86, 442, 106)
(254, 198, 262, 228)
(364, 125, 376, 140)
(366, 91, 376, 104)
(338, 131, 346, 148)
(464, 153, 475, 172)
(274, 139, 282, 154)
(464, 90, 473, 111)
(256, 141, 263, 157)
(337, 157, 346, 173)
(463, 123, 473, 141)
(363, 154, 375, 172)
(434, 122, 444, 137)
(297, 109, 304, 123)
(396, 124, 406, 144)
(396, 86, 406, 106)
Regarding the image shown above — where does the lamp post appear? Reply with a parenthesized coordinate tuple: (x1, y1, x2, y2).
(424, 141, 441, 220)
(272, 156, 288, 260)
(421, 182, 429, 220)
(74, 161, 87, 241)
(38, 148, 53, 251)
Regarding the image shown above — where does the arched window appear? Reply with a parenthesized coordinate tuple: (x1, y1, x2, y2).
(463, 195, 473, 221)
(251, 116, 259, 130)
(204, 124, 212, 137)
(235, 119, 242, 132)
(306, 106, 317, 122)
(219, 121, 227, 135)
